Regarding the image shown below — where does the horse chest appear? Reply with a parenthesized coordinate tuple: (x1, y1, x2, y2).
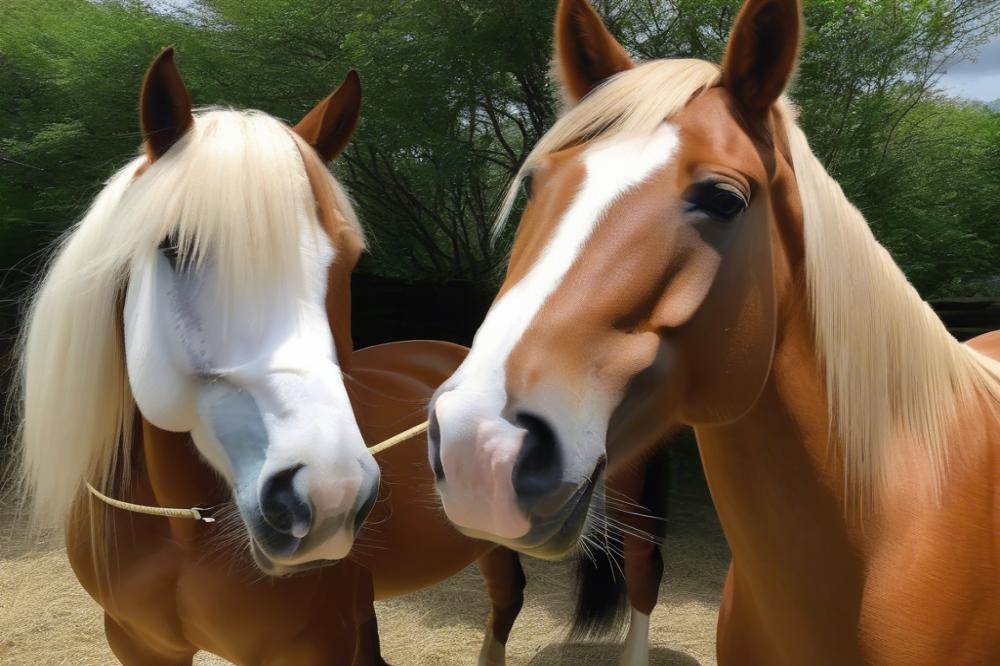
(165, 548, 365, 663)
(66, 514, 192, 652)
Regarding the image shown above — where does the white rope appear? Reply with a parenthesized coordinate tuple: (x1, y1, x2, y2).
(85, 420, 430, 522)
(85, 482, 216, 523)
(367, 421, 428, 455)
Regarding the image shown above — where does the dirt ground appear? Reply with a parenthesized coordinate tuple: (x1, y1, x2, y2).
(0, 440, 728, 666)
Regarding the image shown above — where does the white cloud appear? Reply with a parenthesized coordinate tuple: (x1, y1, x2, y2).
(939, 35, 1000, 102)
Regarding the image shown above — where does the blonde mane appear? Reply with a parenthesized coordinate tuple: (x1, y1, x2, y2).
(16, 109, 362, 527)
(494, 59, 722, 233)
(497, 58, 1000, 501)
(783, 113, 1000, 501)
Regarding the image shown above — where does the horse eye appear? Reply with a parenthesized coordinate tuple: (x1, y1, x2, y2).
(686, 182, 748, 221)
(521, 173, 534, 200)
(707, 189, 747, 219)
(159, 237, 179, 269)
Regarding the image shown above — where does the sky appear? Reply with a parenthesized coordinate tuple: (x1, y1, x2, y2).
(939, 35, 1000, 103)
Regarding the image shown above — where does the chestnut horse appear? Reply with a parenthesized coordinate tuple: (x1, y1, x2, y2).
(14, 50, 534, 666)
(429, 0, 1000, 664)
(14, 49, 666, 665)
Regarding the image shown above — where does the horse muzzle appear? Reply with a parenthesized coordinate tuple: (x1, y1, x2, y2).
(430, 387, 604, 558)
(240, 457, 380, 574)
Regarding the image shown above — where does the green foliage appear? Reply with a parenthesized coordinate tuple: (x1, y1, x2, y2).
(1, 0, 998, 295)
(868, 98, 1000, 295)
(0, 0, 195, 269)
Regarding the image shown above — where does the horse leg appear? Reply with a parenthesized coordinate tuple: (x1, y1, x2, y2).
(354, 568, 389, 666)
(610, 450, 668, 666)
(104, 613, 195, 666)
(475, 546, 526, 666)
(353, 566, 390, 666)
(353, 614, 389, 666)
(619, 529, 663, 666)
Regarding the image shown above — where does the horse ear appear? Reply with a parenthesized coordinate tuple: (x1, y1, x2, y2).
(140, 47, 193, 160)
(554, 0, 634, 104)
(293, 70, 362, 162)
(721, 0, 802, 121)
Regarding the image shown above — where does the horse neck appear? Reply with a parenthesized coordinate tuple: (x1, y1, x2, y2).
(140, 417, 224, 540)
(692, 273, 871, 648)
(689, 130, 866, 572)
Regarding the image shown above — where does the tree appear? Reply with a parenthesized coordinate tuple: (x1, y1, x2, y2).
(1, 0, 999, 293)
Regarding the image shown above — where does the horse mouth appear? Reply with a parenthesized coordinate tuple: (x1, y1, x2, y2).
(516, 459, 605, 559)
(249, 539, 339, 577)
(454, 458, 605, 560)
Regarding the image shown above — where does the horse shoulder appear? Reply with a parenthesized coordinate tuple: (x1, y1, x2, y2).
(66, 501, 194, 655)
(854, 330, 1000, 662)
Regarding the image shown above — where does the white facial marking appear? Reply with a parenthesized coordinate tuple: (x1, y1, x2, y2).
(125, 209, 372, 564)
(125, 220, 340, 474)
(459, 124, 681, 387)
(435, 123, 680, 533)
(124, 251, 201, 433)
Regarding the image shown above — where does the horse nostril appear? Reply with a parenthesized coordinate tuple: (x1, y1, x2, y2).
(512, 412, 563, 502)
(260, 465, 312, 538)
(428, 409, 445, 482)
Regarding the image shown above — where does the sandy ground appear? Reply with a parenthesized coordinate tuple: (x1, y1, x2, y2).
(0, 440, 728, 666)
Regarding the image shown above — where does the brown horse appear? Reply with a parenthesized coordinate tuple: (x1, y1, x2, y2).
(14, 49, 666, 665)
(14, 50, 533, 666)
(429, 0, 1000, 664)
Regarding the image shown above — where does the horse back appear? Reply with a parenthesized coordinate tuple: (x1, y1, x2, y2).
(346, 340, 490, 597)
(966, 328, 1000, 362)
(350, 340, 468, 395)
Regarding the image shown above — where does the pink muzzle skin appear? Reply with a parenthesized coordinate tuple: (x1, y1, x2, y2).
(433, 390, 532, 541)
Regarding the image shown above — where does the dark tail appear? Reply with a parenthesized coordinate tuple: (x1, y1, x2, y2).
(569, 443, 671, 641)
(569, 527, 628, 641)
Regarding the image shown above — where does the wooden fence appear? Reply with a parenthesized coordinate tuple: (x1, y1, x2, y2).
(349, 279, 1000, 347)
(2, 279, 998, 446)
(929, 298, 1000, 341)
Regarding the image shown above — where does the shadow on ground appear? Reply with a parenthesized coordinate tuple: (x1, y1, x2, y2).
(527, 642, 702, 665)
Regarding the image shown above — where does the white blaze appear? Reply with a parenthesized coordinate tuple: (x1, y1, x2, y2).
(435, 124, 680, 535)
